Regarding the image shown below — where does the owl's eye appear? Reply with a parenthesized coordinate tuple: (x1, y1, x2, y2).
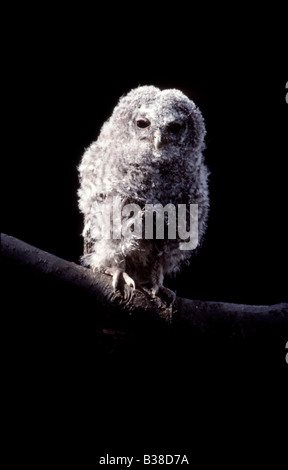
(136, 118, 151, 129)
(167, 122, 183, 134)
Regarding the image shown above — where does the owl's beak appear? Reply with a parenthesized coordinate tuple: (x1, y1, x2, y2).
(154, 130, 161, 150)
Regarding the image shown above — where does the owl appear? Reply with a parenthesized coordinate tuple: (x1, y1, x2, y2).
(78, 85, 209, 303)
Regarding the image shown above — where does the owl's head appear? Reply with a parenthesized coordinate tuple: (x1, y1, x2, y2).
(108, 86, 206, 157)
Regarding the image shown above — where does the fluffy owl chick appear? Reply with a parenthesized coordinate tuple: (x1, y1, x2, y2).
(78, 85, 209, 303)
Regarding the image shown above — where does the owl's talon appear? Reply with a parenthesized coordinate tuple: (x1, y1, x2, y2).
(141, 285, 176, 308)
(111, 269, 122, 291)
(122, 272, 136, 290)
(103, 267, 135, 303)
(123, 286, 134, 304)
(159, 286, 176, 306)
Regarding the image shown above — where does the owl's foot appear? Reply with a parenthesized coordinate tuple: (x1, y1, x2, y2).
(103, 267, 135, 303)
(141, 285, 176, 308)
(157, 285, 176, 306)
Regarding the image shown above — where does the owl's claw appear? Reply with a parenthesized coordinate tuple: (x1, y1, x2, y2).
(112, 270, 135, 291)
(104, 267, 135, 303)
(141, 285, 176, 308)
(158, 285, 176, 306)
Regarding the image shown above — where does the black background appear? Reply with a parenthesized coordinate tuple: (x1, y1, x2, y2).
(2, 5, 287, 466)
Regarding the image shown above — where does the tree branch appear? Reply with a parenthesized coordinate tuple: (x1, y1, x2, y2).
(1, 232, 287, 339)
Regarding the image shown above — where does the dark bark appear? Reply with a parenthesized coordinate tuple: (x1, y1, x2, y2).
(1, 232, 287, 334)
